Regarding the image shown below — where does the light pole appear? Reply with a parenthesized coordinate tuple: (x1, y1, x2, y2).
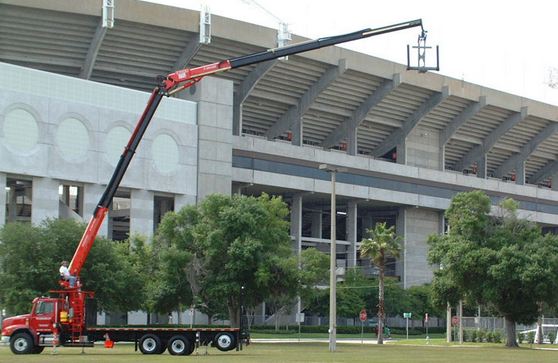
(319, 164, 347, 352)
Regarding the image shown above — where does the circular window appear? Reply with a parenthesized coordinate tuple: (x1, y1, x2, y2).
(152, 134, 179, 173)
(105, 126, 131, 166)
(56, 118, 89, 161)
(3, 108, 39, 153)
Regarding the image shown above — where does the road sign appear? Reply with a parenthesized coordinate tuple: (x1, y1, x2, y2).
(359, 309, 367, 322)
(452, 315, 460, 326)
(404, 312, 411, 339)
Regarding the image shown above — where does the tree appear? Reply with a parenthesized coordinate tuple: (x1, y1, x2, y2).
(156, 193, 294, 327)
(260, 255, 299, 331)
(298, 247, 329, 301)
(125, 234, 161, 324)
(428, 191, 558, 347)
(360, 222, 401, 344)
(0, 219, 145, 315)
(265, 248, 329, 331)
(404, 284, 442, 324)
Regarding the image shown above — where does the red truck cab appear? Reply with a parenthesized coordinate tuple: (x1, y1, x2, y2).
(2, 297, 64, 354)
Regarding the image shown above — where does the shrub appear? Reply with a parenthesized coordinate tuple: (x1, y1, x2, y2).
(517, 332, 525, 344)
(470, 330, 477, 342)
(486, 331, 494, 343)
(548, 331, 556, 345)
(390, 327, 423, 336)
(424, 327, 446, 334)
(493, 331, 502, 343)
(527, 331, 535, 344)
(477, 329, 486, 343)
(462, 329, 469, 342)
(250, 324, 446, 336)
(251, 325, 381, 334)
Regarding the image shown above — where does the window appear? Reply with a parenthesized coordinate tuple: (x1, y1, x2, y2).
(153, 195, 174, 232)
(108, 190, 130, 241)
(5, 178, 32, 223)
(59, 184, 83, 217)
(36, 301, 54, 315)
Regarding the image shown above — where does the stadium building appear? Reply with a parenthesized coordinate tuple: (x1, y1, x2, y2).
(2, 0, 558, 323)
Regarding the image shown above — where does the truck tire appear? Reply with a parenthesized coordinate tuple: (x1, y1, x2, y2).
(32, 346, 45, 354)
(157, 339, 167, 354)
(139, 334, 162, 355)
(10, 333, 34, 354)
(214, 332, 236, 352)
(168, 335, 193, 355)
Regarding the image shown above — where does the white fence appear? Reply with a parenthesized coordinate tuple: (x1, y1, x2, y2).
(251, 313, 558, 333)
(459, 317, 558, 334)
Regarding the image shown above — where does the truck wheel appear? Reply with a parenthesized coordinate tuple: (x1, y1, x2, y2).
(32, 346, 45, 354)
(10, 333, 34, 354)
(168, 336, 193, 355)
(214, 332, 235, 352)
(157, 339, 167, 354)
(139, 334, 162, 355)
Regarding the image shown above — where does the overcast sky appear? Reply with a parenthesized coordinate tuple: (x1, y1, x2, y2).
(144, 0, 558, 106)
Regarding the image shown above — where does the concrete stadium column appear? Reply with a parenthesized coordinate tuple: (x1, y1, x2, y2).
(346, 200, 358, 268)
(179, 76, 234, 201)
(291, 118, 303, 147)
(0, 173, 5, 227)
(396, 140, 407, 165)
(515, 161, 526, 185)
(347, 127, 358, 156)
(83, 183, 108, 237)
(406, 127, 442, 170)
(31, 177, 59, 225)
(311, 211, 322, 238)
(440, 144, 446, 171)
(290, 194, 303, 257)
(477, 155, 487, 179)
(552, 173, 558, 191)
(130, 189, 154, 238)
(399, 207, 439, 288)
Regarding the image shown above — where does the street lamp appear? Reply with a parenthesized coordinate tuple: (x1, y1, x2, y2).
(319, 163, 347, 352)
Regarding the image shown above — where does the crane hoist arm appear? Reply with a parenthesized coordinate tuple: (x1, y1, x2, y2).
(69, 18, 426, 278)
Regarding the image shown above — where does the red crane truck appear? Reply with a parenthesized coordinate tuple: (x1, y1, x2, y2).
(1, 19, 429, 355)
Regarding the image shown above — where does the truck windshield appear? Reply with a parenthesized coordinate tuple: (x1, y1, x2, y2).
(36, 301, 54, 315)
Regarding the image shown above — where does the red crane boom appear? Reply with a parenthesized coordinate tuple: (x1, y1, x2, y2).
(70, 19, 425, 278)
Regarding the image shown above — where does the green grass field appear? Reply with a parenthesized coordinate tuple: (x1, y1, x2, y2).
(0, 340, 556, 363)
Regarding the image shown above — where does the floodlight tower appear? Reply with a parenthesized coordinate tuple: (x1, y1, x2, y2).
(102, 0, 115, 29)
(241, 0, 291, 58)
(546, 67, 558, 89)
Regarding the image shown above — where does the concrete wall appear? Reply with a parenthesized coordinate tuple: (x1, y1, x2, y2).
(233, 136, 558, 225)
(406, 126, 442, 170)
(401, 207, 439, 288)
(0, 62, 198, 228)
(179, 77, 234, 202)
(130, 189, 154, 238)
(31, 177, 59, 224)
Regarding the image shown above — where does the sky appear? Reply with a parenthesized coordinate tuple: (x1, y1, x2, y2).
(143, 0, 558, 106)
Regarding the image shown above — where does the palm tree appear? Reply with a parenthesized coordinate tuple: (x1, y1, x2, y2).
(360, 222, 401, 344)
